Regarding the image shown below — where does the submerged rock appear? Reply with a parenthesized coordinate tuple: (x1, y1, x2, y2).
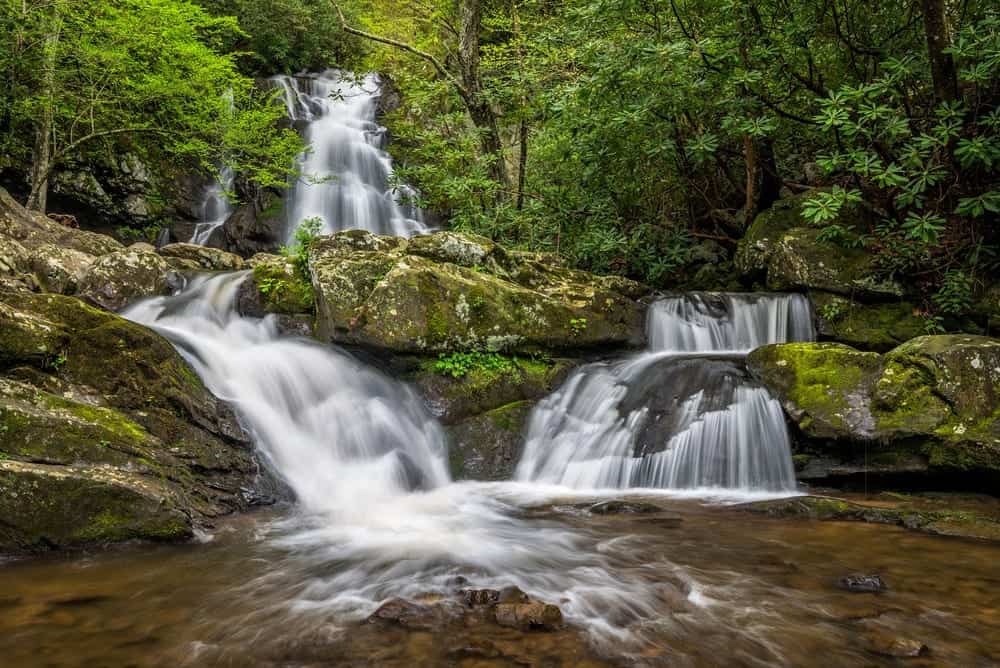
(747, 337, 1000, 482)
(863, 632, 927, 658)
(588, 499, 664, 515)
(308, 229, 647, 354)
(494, 600, 564, 631)
(838, 574, 886, 593)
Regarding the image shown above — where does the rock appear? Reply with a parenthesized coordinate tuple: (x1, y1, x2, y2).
(28, 244, 95, 294)
(864, 632, 927, 658)
(158, 242, 245, 271)
(811, 292, 926, 352)
(736, 192, 903, 299)
(309, 230, 647, 354)
(0, 291, 258, 552)
(366, 598, 436, 629)
(838, 574, 886, 593)
(78, 248, 171, 310)
(239, 254, 313, 317)
(588, 499, 664, 515)
(448, 401, 533, 480)
(462, 589, 501, 606)
(748, 337, 1000, 482)
(0, 186, 123, 256)
(217, 188, 284, 256)
(494, 600, 563, 631)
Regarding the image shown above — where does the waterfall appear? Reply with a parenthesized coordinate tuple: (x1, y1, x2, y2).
(189, 166, 235, 245)
(273, 71, 428, 240)
(122, 272, 449, 510)
(516, 293, 814, 492)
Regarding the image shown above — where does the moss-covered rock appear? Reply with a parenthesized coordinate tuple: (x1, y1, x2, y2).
(736, 192, 902, 299)
(158, 242, 245, 271)
(239, 254, 314, 318)
(309, 230, 647, 354)
(748, 336, 1000, 482)
(811, 292, 925, 352)
(0, 289, 260, 553)
(447, 401, 534, 481)
(77, 248, 171, 310)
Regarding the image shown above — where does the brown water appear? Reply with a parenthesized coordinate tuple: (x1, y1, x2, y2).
(1, 496, 998, 667)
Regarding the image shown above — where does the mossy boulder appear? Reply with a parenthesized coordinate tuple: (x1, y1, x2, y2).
(736, 192, 902, 299)
(309, 230, 647, 354)
(77, 248, 171, 310)
(748, 336, 1000, 482)
(238, 254, 315, 331)
(447, 401, 534, 481)
(811, 292, 926, 352)
(158, 242, 245, 271)
(0, 290, 260, 553)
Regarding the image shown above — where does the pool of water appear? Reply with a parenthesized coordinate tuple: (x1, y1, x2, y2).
(1, 488, 998, 667)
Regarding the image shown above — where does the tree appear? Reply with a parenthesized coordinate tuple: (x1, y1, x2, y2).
(332, 0, 511, 193)
(3, 0, 303, 213)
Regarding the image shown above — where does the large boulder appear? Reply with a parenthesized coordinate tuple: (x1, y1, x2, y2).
(215, 188, 284, 256)
(748, 336, 1000, 483)
(158, 242, 245, 271)
(77, 248, 171, 310)
(736, 192, 903, 299)
(309, 230, 647, 354)
(810, 292, 925, 352)
(0, 290, 261, 552)
(28, 243, 96, 294)
(446, 401, 534, 481)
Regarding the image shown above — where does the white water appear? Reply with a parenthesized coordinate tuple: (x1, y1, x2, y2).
(189, 166, 235, 245)
(121, 274, 672, 649)
(516, 293, 814, 492)
(273, 71, 428, 240)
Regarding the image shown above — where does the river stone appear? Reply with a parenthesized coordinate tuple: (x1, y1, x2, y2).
(0, 290, 258, 553)
(494, 600, 563, 631)
(748, 337, 1000, 481)
(309, 230, 646, 354)
(736, 192, 902, 299)
(158, 242, 245, 271)
(28, 244, 95, 294)
(78, 248, 171, 310)
(838, 574, 886, 593)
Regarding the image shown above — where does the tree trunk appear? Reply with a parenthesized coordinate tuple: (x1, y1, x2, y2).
(512, 1, 527, 210)
(517, 119, 528, 210)
(922, 0, 957, 103)
(459, 0, 510, 193)
(26, 16, 60, 212)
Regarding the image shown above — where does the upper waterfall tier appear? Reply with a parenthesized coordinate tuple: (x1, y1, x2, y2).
(648, 293, 815, 354)
(273, 71, 428, 240)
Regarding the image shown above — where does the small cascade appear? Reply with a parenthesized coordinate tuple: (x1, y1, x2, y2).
(516, 293, 814, 492)
(189, 166, 235, 245)
(273, 71, 428, 240)
(122, 272, 449, 510)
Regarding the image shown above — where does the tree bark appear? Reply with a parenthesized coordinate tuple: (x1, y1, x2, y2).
(921, 0, 957, 103)
(26, 14, 61, 212)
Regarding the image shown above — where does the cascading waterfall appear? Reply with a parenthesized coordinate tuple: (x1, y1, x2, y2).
(516, 293, 814, 492)
(188, 166, 235, 246)
(123, 272, 449, 508)
(272, 71, 428, 240)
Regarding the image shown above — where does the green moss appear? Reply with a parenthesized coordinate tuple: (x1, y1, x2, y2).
(253, 262, 314, 314)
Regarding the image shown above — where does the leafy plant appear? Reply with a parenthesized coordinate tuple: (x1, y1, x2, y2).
(933, 270, 974, 316)
(431, 351, 515, 379)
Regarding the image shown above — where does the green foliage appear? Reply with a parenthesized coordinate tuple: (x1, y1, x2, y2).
(431, 351, 515, 379)
(568, 317, 588, 337)
(933, 270, 974, 316)
(281, 216, 323, 279)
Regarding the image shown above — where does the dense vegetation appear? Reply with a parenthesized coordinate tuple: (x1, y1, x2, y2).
(2, 0, 998, 320)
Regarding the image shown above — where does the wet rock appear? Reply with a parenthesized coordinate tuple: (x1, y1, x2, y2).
(838, 574, 886, 593)
(309, 229, 647, 355)
(447, 401, 533, 481)
(217, 187, 284, 257)
(494, 600, 564, 631)
(158, 242, 244, 272)
(462, 589, 501, 606)
(239, 254, 313, 317)
(588, 499, 663, 515)
(367, 598, 435, 628)
(78, 248, 171, 310)
(864, 632, 928, 657)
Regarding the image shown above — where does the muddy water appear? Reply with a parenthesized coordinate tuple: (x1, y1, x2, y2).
(1, 493, 998, 667)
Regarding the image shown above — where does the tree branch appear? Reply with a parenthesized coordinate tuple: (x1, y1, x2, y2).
(330, 1, 467, 98)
